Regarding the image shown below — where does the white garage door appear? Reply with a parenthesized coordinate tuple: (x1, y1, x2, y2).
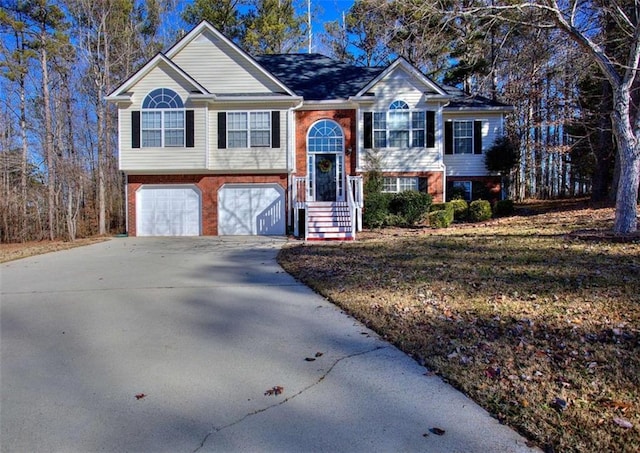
(218, 184, 285, 235)
(136, 186, 201, 236)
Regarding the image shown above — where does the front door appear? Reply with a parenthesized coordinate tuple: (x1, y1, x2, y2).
(314, 154, 337, 201)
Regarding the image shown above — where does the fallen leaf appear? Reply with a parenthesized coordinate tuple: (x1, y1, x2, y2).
(613, 417, 633, 429)
(135, 393, 146, 400)
(315, 352, 323, 357)
(304, 357, 316, 362)
(264, 386, 284, 396)
(551, 397, 568, 412)
(430, 427, 445, 436)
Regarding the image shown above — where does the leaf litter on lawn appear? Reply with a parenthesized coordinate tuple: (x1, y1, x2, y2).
(278, 201, 640, 453)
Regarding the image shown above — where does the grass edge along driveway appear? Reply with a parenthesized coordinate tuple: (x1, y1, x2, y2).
(277, 202, 640, 453)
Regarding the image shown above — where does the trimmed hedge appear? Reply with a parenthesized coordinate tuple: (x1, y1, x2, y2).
(363, 192, 391, 228)
(494, 199, 514, 217)
(388, 191, 433, 226)
(468, 199, 492, 222)
(428, 209, 453, 228)
(449, 199, 468, 221)
(428, 202, 454, 228)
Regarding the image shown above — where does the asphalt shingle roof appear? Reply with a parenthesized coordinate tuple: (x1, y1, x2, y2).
(254, 53, 385, 100)
(255, 53, 512, 110)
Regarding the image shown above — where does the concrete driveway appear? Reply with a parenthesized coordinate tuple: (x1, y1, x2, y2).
(1, 237, 537, 452)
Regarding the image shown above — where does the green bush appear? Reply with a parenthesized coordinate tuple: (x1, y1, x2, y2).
(428, 209, 453, 228)
(468, 199, 493, 222)
(388, 191, 433, 226)
(363, 192, 391, 228)
(449, 199, 468, 221)
(493, 199, 514, 217)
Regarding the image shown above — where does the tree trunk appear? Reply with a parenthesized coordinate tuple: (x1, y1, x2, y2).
(611, 85, 639, 233)
(41, 42, 55, 241)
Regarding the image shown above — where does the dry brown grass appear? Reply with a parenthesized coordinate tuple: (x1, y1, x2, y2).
(0, 237, 108, 263)
(278, 200, 640, 453)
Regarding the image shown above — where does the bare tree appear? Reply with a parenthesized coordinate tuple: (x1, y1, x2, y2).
(418, 1, 640, 233)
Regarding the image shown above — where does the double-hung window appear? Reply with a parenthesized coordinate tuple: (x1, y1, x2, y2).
(370, 100, 430, 149)
(454, 121, 473, 154)
(382, 177, 419, 193)
(227, 112, 271, 148)
(141, 88, 185, 147)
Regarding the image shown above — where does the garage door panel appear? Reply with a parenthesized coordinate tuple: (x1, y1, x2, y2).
(218, 185, 285, 236)
(136, 186, 201, 236)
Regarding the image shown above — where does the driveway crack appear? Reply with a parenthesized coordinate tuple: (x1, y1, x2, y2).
(192, 345, 387, 452)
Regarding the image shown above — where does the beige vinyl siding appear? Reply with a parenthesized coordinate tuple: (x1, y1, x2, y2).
(120, 108, 207, 171)
(127, 62, 196, 109)
(209, 107, 287, 172)
(171, 30, 282, 94)
(119, 63, 207, 171)
(443, 114, 503, 177)
(358, 68, 444, 172)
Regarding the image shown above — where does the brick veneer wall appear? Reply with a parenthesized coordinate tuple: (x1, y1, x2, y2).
(295, 109, 357, 176)
(446, 176, 502, 201)
(126, 174, 287, 236)
(382, 171, 444, 203)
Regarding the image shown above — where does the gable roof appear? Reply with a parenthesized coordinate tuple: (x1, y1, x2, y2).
(254, 54, 385, 100)
(165, 21, 296, 97)
(355, 57, 449, 98)
(107, 53, 210, 99)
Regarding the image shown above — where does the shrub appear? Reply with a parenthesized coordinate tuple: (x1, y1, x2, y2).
(363, 192, 391, 228)
(449, 199, 468, 221)
(468, 199, 492, 222)
(428, 209, 453, 228)
(388, 191, 433, 226)
(493, 199, 515, 217)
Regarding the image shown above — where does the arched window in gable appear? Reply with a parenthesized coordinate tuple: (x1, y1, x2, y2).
(141, 88, 185, 147)
(366, 99, 434, 150)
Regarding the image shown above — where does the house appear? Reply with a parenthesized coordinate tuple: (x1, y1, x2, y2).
(106, 21, 513, 240)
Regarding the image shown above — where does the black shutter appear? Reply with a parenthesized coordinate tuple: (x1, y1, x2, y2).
(426, 111, 435, 148)
(186, 110, 194, 148)
(444, 121, 453, 155)
(271, 111, 280, 148)
(218, 112, 226, 149)
(418, 177, 428, 193)
(131, 111, 140, 148)
(474, 120, 483, 154)
(363, 112, 373, 149)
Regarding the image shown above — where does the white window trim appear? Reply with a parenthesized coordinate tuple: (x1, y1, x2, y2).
(373, 109, 426, 149)
(382, 176, 419, 193)
(453, 120, 473, 154)
(227, 111, 272, 148)
(141, 109, 186, 148)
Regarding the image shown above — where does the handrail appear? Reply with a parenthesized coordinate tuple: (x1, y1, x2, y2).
(346, 175, 364, 238)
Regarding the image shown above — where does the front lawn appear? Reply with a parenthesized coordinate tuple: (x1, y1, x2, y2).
(278, 200, 640, 452)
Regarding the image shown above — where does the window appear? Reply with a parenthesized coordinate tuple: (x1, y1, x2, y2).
(452, 181, 472, 200)
(371, 100, 427, 148)
(141, 88, 185, 147)
(382, 177, 418, 193)
(227, 112, 271, 148)
(453, 121, 474, 154)
(308, 120, 344, 153)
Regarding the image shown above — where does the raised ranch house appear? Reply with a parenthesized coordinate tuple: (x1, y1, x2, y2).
(107, 21, 513, 240)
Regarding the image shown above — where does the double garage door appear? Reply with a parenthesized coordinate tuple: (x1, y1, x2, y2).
(136, 184, 285, 236)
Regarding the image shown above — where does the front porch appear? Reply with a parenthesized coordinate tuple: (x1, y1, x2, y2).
(292, 175, 363, 241)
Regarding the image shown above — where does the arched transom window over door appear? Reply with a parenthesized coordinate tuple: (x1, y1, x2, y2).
(308, 119, 344, 153)
(307, 119, 345, 201)
(141, 88, 185, 147)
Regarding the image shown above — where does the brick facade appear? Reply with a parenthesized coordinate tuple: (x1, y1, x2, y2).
(381, 171, 444, 203)
(446, 176, 502, 202)
(295, 109, 357, 177)
(127, 174, 287, 236)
